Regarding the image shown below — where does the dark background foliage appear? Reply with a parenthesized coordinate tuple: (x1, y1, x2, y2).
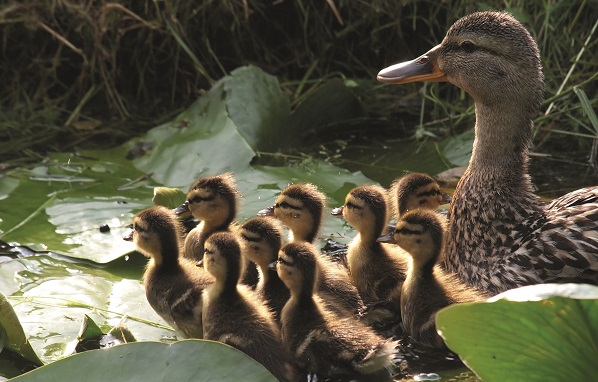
(1, 0, 597, 166)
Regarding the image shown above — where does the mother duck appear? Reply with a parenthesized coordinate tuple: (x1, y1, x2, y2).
(378, 11, 598, 294)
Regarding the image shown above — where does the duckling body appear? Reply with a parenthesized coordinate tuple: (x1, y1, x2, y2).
(202, 232, 299, 382)
(238, 217, 289, 322)
(260, 183, 366, 315)
(378, 11, 598, 293)
(277, 242, 397, 376)
(178, 173, 259, 287)
(332, 185, 407, 326)
(126, 206, 214, 338)
(389, 173, 451, 219)
(390, 210, 489, 348)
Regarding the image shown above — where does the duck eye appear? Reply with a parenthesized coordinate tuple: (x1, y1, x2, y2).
(461, 40, 475, 53)
(346, 202, 361, 210)
(279, 201, 291, 209)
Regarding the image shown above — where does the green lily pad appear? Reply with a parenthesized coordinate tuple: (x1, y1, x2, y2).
(436, 283, 598, 382)
(10, 340, 278, 382)
(151, 187, 187, 209)
(129, 82, 255, 188)
(1, 255, 173, 364)
(224, 65, 293, 151)
(0, 291, 43, 366)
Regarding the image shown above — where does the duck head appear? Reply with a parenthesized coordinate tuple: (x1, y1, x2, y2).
(378, 11, 543, 114)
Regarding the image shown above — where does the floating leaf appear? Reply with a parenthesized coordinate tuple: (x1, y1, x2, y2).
(0, 291, 43, 366)
(224, 65, 293, 150)
(10, 340, 278, 382)
(1, 255, 173, 364)
(436, 283, 598, 382)
(152, 187, 187, 209)
(130, 83, 255, 188)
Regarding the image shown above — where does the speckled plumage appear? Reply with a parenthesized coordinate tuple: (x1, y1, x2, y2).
(379, 11, 598, 294)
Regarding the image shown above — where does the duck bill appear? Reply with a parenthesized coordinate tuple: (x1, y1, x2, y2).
(330, 206, 344, 217)
(441, 191, 452, 205)
(267, 261, 277, 270)
(377, 45, 446, 84)
(196, 259, 204, 267)
(123, 231, 133, 241)
(377, 232, 397, 244)
(174, 201, 191, 217)
(257, 205, 275, 217)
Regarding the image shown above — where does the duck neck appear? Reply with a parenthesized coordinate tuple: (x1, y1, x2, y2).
(468, 102, 532, 179)
(153, 238, 181, 270)
(445, 99, 543, 284)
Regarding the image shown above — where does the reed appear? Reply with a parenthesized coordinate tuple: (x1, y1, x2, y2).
(0, 1, 595, 166)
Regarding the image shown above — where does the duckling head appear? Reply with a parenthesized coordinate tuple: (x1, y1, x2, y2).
(259, 183, 326, 243)
(332, 185, 388, 238)
(390, 173, 451, 219)
(203, 231, 243, 284)
(392, 210, 446, 270)
(179, 173, 239, 228)
(276, 242, 319, 296)
(238, 217, 284, 268)
(128, 206, 183, 266)
(378, 11, 543, 127)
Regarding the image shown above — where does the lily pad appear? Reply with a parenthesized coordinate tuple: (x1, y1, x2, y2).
(129, 82, 255, 188)
(436, 283, 598, 382)
(224, 65, 293, 151)
(0, 291, 43, 366)
(1, 255, 173, 364)
(10, 340, 278, 382)
(151, 187, 187, 209)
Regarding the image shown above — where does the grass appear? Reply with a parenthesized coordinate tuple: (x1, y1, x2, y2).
(0, 0, 596, 167)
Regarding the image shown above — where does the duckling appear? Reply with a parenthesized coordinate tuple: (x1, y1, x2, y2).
(176, 173, 239, 260)
(125, 206, 214, 339)
(276, 242, 397, 376)
(385, 209, 489, 348)
(389, 173, 451, 219)
(377, 11, 598, 293)
(238, 217, 289, 322)
(331, 185, 407, 326)
(201, 232, 300, 382)
(258, 183, 325, 244)
(259, 183, 366, 315)
(177, 173, 259, 287)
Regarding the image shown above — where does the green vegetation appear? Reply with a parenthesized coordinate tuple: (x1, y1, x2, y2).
(1, 1, 596, 171)
(436, 284, 598, 382)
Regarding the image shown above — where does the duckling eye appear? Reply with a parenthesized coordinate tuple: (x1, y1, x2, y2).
(133, 223, 145, 233)
(461, 40, 475, 53)
(204, 248, 214, 255)
(277, 201, 292, 209)
(419, 199, 427, 205)
(277, 257, 293, 266)
(189, 194, 216, 204)
(346, 202, 361, 210)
